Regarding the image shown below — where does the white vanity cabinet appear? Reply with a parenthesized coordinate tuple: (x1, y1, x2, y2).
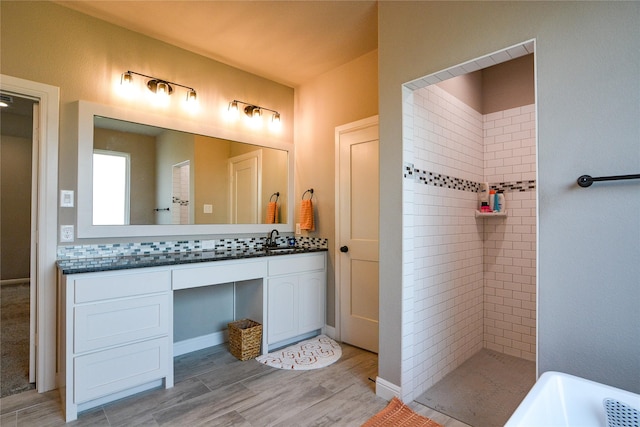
(58, 250, 326, 422)
(267, 253, 326, 345)
(58, 267, 173, 422)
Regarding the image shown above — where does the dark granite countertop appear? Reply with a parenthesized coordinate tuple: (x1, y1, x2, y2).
(57, 246, 328, 275)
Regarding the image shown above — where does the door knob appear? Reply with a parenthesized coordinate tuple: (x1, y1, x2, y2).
(340, 246, 349, 253)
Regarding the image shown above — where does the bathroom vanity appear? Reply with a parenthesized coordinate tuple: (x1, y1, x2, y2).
(57, 249, 326, 422)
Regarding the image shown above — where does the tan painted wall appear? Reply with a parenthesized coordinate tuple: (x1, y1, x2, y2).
(0, 0, 294, 243)
(437, 71, 483, 112)
(295, 49, 378, 327)
(0, 133, 32, 280)
(437, 54, 534, 114)
(194, 136, 231, 224)
(482, 54, 534, 114)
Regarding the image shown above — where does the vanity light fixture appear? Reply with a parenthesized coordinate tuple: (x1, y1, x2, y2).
(228, 99, 281, 123)
(120, 70, 197, 103)
(0, 94, 13, 108)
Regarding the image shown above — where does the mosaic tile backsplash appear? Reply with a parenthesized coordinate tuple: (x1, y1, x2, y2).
(57, 236, 328, 260)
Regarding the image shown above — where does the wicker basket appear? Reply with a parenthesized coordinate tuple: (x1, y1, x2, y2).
(227, 319, 262, 361)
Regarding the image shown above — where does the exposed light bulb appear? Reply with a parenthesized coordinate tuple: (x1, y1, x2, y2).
(156, 82, 168, 95)
(121, 72, 133, 86)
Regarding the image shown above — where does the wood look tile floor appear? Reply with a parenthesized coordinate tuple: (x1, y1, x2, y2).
(0, 342, 470, 426)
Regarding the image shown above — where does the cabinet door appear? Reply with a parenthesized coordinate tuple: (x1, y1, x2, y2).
(298, 271, 325, 334)
(267, 276, 298, 344)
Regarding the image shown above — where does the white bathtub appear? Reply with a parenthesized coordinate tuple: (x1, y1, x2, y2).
(505, 371, 640, 427)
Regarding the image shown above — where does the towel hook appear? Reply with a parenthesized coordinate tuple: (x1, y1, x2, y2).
(270, 192, 280, 202)
(302, 188, 314, 200)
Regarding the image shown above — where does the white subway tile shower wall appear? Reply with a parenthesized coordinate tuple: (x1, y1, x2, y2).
(408, 85, 486, 399)
(402, 84, 536, 400)
(401, 88, 418, 402)
(483, 105, 537, 361)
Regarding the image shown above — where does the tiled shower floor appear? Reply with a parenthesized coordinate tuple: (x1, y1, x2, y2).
(415, 348, 536, 427)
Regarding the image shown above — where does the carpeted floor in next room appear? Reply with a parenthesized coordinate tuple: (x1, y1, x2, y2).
(0, 282, 35, 398)
(415, 348, 536, 427)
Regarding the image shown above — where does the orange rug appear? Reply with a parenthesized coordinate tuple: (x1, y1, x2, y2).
(362, 397, 443, 427)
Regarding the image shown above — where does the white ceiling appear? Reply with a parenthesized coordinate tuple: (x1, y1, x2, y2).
(54, 0, 378, 88)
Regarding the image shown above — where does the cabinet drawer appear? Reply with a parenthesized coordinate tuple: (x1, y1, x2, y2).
(172, 260, 267, 290)
(268, 253, 325, 276)
(74, 269, 170, 303)
(74, 337, 169, 403)
(74, 294, 169, 353)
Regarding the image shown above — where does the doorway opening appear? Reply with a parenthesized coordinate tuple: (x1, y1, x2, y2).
(400, 40, 538, 423)
(172, 160, 191, 224)
(1, 75, 60, 394)
(0, 93, 38, 397)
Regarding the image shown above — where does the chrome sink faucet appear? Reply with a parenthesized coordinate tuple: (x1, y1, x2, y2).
(266, 229, 279, 247)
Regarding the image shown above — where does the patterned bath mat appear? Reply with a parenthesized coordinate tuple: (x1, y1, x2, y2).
(362, 397, 443, 427)
(256, 335, 341, 370)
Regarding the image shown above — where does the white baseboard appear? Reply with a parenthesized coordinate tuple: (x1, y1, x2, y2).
(323, 324, 336, 340)
(376, 376, 401, 401)
(173, 331, 227, 357)
(268, 330, 320, 352)
(0, 278, 30, 286)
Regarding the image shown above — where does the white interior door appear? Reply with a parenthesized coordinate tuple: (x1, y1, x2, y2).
(229, 150, 261, 224)
(337, 117, 379, 353)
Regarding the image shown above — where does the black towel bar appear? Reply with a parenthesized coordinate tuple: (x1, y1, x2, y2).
(577, 174, 640, 188)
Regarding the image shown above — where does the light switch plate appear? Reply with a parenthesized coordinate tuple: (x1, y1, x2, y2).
(203, 204, 213, 214)
(60, 190, 74, 207)
(60, 225, 74, 242)
(296, 223, 301, 235)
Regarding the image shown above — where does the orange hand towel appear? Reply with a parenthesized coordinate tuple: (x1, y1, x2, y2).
(266, 202, 278, 224)
(300, 199, 314, 231)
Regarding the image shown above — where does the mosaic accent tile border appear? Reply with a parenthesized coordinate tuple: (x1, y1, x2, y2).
(414, 168, 480, 192)
(404, 162, 415, 179)
(402, 164, 536, 193)
(490, 181, 536, 193)
(57, 236, 328, 260)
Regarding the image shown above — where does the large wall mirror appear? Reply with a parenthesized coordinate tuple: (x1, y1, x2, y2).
(76, 101, 294, 238)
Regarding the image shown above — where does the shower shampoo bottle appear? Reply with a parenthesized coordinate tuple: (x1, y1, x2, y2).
(497, 192, 505, 213)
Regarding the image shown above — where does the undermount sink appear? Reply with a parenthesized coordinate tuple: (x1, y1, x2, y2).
(505, 371, 640, 427)
(264, 246, 298, 252)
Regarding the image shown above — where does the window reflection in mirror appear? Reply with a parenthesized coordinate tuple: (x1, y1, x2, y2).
(92, 150, 130, 225)
(93, 116, 288, 226)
